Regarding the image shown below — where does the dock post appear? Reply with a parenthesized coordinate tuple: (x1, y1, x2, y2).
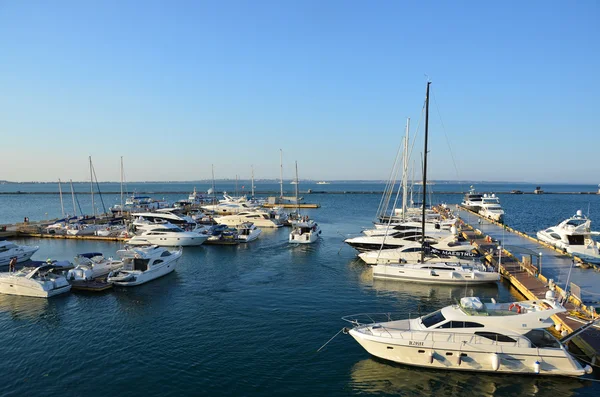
(539, 252, 543, 276)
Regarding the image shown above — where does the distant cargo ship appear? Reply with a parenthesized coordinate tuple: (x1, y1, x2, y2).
(316, 181, 330, 185)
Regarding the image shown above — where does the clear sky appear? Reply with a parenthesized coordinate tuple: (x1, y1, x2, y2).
(1, 1, 598, 183)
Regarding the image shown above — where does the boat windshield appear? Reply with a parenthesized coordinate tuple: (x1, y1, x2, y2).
(566, 219, 587, 227)
(421, 310, 446, 328)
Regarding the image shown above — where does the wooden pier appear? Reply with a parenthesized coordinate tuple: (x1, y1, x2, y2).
(450, 206, 600, 366)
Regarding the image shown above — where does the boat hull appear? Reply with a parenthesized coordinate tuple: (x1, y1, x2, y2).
(349, 330, 586, 376)
(372, 265, 499, 285)
(128, 235, 208, 247)
(0, 281, 71, 298)
(109, 260, 178, 287)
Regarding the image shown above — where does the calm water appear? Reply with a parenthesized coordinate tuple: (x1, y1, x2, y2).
(0, 187, 599, 396)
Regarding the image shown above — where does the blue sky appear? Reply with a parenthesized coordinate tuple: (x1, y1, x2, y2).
(1, 1, 598, 183)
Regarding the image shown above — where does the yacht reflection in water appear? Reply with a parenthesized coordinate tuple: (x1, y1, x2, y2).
(349, 357, 586, 397)
(0, 293, 50, 321)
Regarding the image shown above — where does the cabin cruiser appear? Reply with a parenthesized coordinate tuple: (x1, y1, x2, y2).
(107, 246, 182, 286)
(235, 222, 262, 243)
(131, 211, 196, 231)
(0, 241, 39, 266)
(345, 229, 452, 253)
(67, 252, 123, 281)
(214, 211, 284, 228)
(343, 293, 593, 376)
(478, 194, 505, 223)
(95, 224, 127, 237)
(0, 264, 71, 297)
(66, 223, 105, 236)
(205, 224, 240, 245)
(363, 220, 456, 237)
(127, 223, 209, 246)
(537, 210, 600, 264)
(358, 234, 479, 265)
(201, 201, 259, 215)
(289, 218, 321, 244)
(460, 186, 484, 212)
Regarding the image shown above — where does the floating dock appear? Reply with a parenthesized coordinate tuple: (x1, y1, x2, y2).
(70, 279, 113, 292)
(452, 206, 600, 365)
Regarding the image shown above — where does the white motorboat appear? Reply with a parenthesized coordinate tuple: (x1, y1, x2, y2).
(358, 234, 480, 265)
(371, 259, 498, 284)
(66, 252, 123, 281)
(0, 241, 39, 266)
(201, 202, 258, 215)
(236, 222, 262, 243)
(460, 186, 484, 212)
(95, 224, 127, 237)
(131, 211, 196, 231)
(107, 246, 182, 287)
(363, 220, 455, 237)
(343, 293, 593, 376)
(111, 195, 170, 214)
(537, 210, 600, 264)
(289, 219, 321, 244)
(345, 229, 451, 252)
(66, 223, 105, 236)
(128, 223, 209, 247)
(478, 194, 505, 223)
(0, 264, 71, 297)
(316, 181, 330, 185)
(214, 211, 283, 228)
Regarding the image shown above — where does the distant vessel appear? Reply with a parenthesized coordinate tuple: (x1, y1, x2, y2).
(290, 181, 298, 185)
(534, 186, 544, 194)
(460, 186, 484, 212)
(478, 194, 505, 223)
(316, 181, 330, 185)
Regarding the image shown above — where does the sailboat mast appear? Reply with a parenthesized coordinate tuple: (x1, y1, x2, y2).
(211, 164, 216, 203)
(279, 149, 284, 198)
(421, 82, 431, 263)
(120, 156, 124, 216)
(236, 174, 238, 197)
(295, 161, 300, 214)
(401, 118, 410, 220)
(70, 179, 77, 217)
(251, 165, 255, 197)
(58, 179, 65, 218)
(89, 156, 95, 217)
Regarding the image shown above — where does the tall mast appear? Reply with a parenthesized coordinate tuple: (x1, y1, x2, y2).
(89, 156, 95, 217)
(211, 164, 216, 203)
(295, 161, 300, 213)
(120, 156, 124, 216)
(236, 174, 239, 197)
(421, 82, 431, 263)
(279, 149, 284, 198)
(251, 165, 255, 197)
(70, 179, 77, 217)
(58, 179, 65, 218)
(401, 118, 410, 220)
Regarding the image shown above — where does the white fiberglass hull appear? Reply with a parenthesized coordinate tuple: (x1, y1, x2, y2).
(372, 265, 499, 285)
(348, 329, 586, 376)
(109, 257, 180, 287)
(0, 247, 39, 266)
(0, 278, 71, 298)
(289, 227, 321, 244)
(479, 210, 504, 223)
(238, 229, 262, 243)
(537, 232, 600, 264)
(128, 234, 208, 247)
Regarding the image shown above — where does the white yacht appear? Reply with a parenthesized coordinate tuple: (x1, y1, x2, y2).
(0, 241, 39, 266)
(358, 234, 479, 265)
(460, 186, 484, 212)
(66, 223, 105, 236)
(345, 229, 451, 252)
(316, 181, 330, 185)
(537, 210, 600, 264)
(66, 252, 123, 281)
(127, 223, 209, 246)
(363, 220, 455, 237)
(236, 222, 262, 243)
(107, 246, 182, 287)
(371, 259, 498, 284)
(95, 224, 127, 237)
(201, 202, 258, 215)
(478, 194, 505, 223)
(0, 264, 71, 297)
(289, 219, 321, 244)
(214, 211, 284, 228)
(343, 293, 593, 376)
(131, 211, 196, 231)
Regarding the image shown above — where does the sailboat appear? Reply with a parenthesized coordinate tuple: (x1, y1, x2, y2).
(289, 161, 321, 244)
(369, 82, 498, 284)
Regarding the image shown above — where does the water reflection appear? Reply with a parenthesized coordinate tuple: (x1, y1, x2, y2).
(349, 357, 586, 397)
(0, 294, 50, 321)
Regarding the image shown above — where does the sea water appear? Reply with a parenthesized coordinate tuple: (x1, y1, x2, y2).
(0, 184, 599, 396)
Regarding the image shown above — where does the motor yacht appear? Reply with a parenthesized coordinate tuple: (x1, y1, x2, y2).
(364, 220, 456, 237)
(289, 219, 321, 244)
(460, 186, 484, 212)
(235, 222, 262, 243)
(107, 246, 182, 287)
(0, 264, 71, 297)
(95, 224, 127, 237)
(214, 211, 283, 228)
(201, 202, 258, 215)
(478, 194, 505, 223)
(358, 234, 479, 265)
(537, 210, 600, 264)
(0, 241, 39, 266)
(205, 224, 240, 245)
(131, 211, 196, 232)
(66, 223, 105, 236)
(127, 223, 209, 246)
(67, 252, 123, 281)
(343, 293, 593, 376)
(345, 229, 452, 252)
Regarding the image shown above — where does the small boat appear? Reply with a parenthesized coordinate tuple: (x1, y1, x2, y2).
(107, 246, 182, 287)
(95, 224, 127, 237)
(534, 186, 544, 194)
(205, 225, 240, 245)
(289, 219, 321, 244)
(67, 252, 123, 281)
(316, 181, 330, 185)
(235, 222, 262, 243)
(343, 292, 593, 376)
(510, 190, 523, 194)
(0, 264, 71, 298)
(0, 241, 39, 266)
